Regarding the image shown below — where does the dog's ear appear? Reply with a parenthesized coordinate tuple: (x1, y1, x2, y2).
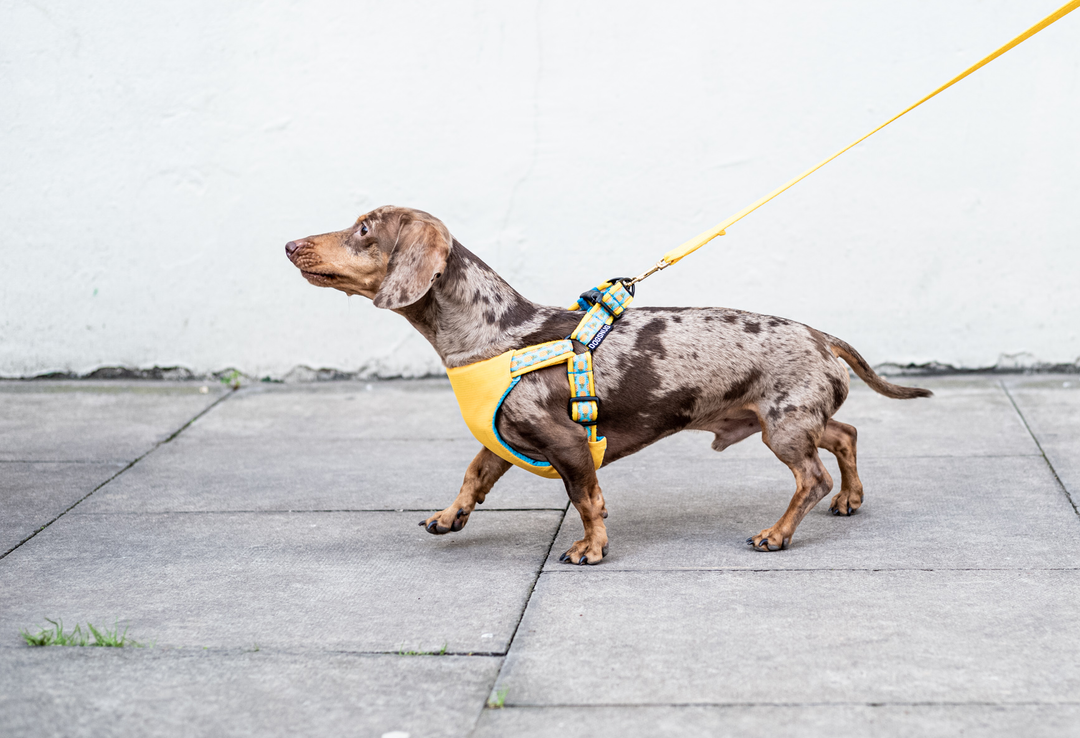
(373, 218, 451, 310)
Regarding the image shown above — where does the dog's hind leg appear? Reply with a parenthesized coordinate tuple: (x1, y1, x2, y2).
(421, 447, 511, 535)
(749, 417, 834, 551)
(818, 419, 863, 516)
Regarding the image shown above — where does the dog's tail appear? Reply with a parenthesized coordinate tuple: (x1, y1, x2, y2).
(824, 334, 933, 400)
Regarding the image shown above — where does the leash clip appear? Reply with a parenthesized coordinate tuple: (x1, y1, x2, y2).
(627, 259, 670, 286)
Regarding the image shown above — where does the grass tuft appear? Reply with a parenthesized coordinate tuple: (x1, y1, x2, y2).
(20, 619, 142, 648)
(218, 369, 243, 390)
(397, 643, 449, 656)
(486, 688, 508, 709)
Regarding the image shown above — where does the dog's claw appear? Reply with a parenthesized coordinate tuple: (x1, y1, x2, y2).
(601, 546, 609, 557)
(749, 536, 782, 552)
(830, 499, 857, 517)
(456, 508, 466, 518)
(419, 520, 427, 526)
(559, 552, 569, 562)
(745, 537, 755, 546)
(426, 521, 439, 534)
(578, 556, 588, 565)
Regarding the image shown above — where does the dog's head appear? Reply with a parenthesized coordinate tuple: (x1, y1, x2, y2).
(285, 206, 451, 310)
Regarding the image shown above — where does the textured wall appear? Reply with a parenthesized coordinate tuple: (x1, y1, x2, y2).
(2, 1, 1077, 377)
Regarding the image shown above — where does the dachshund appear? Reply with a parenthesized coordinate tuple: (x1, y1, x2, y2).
(285, 206, 930, 564)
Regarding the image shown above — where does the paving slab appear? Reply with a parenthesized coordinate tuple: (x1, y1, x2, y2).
(495, 569, 1080, 706)
(0, 510, 561, 654)
(829, 376, 1039, 458)
(1003, 375, 1080, 504)
(551, 455, 1080, 570)
(75, 435, 567, 513)
(2, 374, 1075, 737)
(0, 381, 227, 462)
(0, 461, 125, 555)
(0, 648, 497, 738)
(187, 380, 470, 442)
(474, 704, 1080, 738)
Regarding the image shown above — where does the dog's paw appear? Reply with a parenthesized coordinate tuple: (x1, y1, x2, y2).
(419, 506, 471, 535)
(828, 490, 863, 517)
(558, 539, 607, 565)
(746, 529, 789, 552)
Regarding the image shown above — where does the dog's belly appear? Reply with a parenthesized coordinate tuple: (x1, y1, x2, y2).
(589, 305, 850, 462)
(494, 304, 851, 468)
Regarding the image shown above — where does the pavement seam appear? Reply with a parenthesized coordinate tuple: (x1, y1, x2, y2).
(0, 645, 509, 657)
(492, 700, 1080, 708)
(0, 460, 130, 464)
(468, 500, 571, 736)
(67, 508, 568, 515)
(0, 389, 239, 560)
(0, 647, 514, 658)
(538, 566, 1080, 573)
(1001, 380, 1079, 519)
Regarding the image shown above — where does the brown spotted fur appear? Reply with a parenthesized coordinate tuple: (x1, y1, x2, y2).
(286, 206, 931, 562)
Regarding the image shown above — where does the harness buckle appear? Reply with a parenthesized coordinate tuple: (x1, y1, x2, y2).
(569, 395, 601, 425)
(578, 289, 615, 319)
(579, 278, 631, 320)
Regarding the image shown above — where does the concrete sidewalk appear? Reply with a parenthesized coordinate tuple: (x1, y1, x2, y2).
(1, 375, 1078, 737)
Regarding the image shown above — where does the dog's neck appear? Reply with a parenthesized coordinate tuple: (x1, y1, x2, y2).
(394, 240, 559, 368)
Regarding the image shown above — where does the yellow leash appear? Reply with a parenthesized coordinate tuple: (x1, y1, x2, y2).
(628, 0, 1080, 286)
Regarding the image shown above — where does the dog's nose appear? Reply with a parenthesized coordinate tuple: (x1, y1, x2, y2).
(285, 240, 306, 258)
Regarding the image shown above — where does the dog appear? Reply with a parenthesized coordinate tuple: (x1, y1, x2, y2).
(285, 206, 931, 564)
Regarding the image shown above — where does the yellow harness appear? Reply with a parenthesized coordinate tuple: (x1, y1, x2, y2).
(446, 280, 634, 479)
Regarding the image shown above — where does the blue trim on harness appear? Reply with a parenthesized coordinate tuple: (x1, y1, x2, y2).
(491, 376, 553, 469)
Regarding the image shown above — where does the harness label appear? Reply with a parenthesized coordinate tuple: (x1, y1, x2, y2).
(587, 324, 612, 350)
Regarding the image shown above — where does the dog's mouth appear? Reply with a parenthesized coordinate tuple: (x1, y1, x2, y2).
(300, 270, 339, 284)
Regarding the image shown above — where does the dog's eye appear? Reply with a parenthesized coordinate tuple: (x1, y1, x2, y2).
(360, 223, 369, 236)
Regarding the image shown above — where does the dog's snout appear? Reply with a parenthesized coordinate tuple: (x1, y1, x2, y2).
(285, 240, 306, 259)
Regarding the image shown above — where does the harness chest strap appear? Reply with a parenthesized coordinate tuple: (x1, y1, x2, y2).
(445, 280, 634, 479)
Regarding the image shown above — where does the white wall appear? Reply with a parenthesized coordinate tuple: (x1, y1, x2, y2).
(2, 0, 1077, 378)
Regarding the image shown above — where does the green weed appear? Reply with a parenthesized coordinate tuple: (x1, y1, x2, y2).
(486, 688, 508, 709)
(397, 643, 449, 656)
(218, 369, 243, 389)
(20, 619, 142, 648)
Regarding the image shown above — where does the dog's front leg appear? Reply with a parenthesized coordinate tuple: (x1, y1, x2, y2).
(552, 448, 608, 565)
(559, 476, 608, 565)
(421, 447, 511, 535)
